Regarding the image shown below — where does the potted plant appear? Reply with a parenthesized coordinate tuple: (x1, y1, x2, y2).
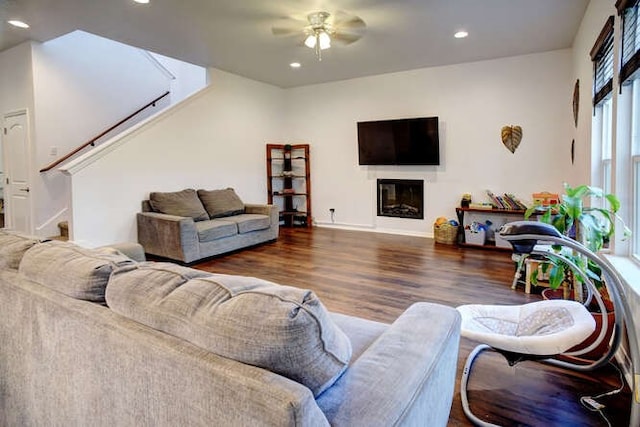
(524, 183, 630, 359)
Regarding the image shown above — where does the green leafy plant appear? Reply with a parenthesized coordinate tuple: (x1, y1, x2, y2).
(524, 183, 630, 302)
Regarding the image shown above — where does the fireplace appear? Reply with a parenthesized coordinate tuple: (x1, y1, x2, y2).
(377, 179, 424, 219)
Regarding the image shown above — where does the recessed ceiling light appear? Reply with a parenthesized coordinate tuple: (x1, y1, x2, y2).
(454, 30, 469, 39)
(133, 0, 150, 4)
(290, 62, 301, 68)
(8, 20, 29, 29)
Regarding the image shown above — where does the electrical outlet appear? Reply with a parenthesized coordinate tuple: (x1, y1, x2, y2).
(50, 146, 58, 157)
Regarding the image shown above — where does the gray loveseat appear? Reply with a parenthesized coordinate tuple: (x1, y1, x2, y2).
(137, 188, 278, 263)
(0, 231, 461, 426)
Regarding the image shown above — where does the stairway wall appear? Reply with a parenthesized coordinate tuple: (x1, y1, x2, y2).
(66, 68, 285, 247)
(30, 30, 173, 236)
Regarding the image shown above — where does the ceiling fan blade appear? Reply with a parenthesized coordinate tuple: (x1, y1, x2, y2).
(333, 11, 366, 30)
(271, 17, 307, 36)
(272, 26, 301, 36)
(332, 31, 363, 45)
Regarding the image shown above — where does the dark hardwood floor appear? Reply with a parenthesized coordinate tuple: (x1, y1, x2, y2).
(191, 226, 631, 426)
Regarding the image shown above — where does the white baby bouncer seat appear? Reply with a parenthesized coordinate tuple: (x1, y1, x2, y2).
(458, 300, 595, 356)
(456, 221, 639, 427)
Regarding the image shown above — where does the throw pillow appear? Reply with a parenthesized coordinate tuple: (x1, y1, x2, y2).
(19, 241, 135, 303)
(0, 230, 43, 270)
(197, 188, 245, 218)
(107, 263, 352, 396)
(149, 188, 209, 221)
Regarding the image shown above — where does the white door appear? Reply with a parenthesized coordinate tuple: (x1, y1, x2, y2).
(3, 111, 32, 233)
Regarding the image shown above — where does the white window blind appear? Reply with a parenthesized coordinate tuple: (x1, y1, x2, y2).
(590, 16, 615, 106)
(618, 0, 640, 84)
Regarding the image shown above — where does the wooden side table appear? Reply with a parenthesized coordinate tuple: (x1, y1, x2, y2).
(524, 259, 551, 294)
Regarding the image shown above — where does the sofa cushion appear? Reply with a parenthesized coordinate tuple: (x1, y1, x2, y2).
(197, 188, 245, 219)
(149, 189, 209, 222)
(19, 241, 136, 303)
(107, 263, 352, 396)
(0, 230, 43, 270)
(222, 213, 271, 234)
(195, 219, 238, 242)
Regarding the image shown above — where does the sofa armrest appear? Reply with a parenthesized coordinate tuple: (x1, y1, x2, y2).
(101, 242, 146, 262)
(245, 204, 279, 228)
(317, 303, 461, 427)
(136, 212, 199, 263)
(245, 203, 275, 216)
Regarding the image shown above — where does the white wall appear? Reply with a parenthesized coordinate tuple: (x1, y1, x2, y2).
(285, 50, 574, 236)
(571, 0, 616, 187)
(66, 49, 576, 244)
(0, 42, 36, 229)
(150, 52, 208, 103)
(67, 69, 285, 247)
(0, 42, 35, 117)
(30, 30, 173, 236)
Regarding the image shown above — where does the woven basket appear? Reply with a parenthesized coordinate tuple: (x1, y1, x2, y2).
(434, 223, 458, 245)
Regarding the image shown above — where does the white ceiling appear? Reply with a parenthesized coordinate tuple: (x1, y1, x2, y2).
(0, 0, 589, 88)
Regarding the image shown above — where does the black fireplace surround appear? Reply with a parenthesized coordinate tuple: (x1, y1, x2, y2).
(377, 179, 424, 219)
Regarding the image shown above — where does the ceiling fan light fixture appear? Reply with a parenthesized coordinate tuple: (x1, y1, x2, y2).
(318, 31, 331, 50)
(272, 10, 364, 62)
(304, 34, 317, 48)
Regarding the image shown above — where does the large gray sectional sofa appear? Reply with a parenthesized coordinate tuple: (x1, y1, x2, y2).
(0, 230, 462, 427)
(137, 188, 278, 263)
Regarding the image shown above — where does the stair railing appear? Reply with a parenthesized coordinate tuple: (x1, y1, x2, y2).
(40, 91, 170, 173)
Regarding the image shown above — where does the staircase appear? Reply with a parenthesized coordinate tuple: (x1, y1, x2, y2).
(50, 221, 69, 241)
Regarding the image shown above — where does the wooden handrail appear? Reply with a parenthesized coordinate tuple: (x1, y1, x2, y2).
(40, 91, 170, 172)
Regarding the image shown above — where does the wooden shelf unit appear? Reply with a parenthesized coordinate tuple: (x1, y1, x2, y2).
(455, 207, 529, 250)
(266, 144, 311, 227)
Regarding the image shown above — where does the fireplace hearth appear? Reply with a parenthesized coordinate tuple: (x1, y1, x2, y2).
(377, 179, 424, 219)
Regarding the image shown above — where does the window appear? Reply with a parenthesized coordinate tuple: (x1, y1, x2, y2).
(591, 17, 615, 212)
(634, 152, 640, 257)
(617, 1, 640, 259)
(630, 80, 640, 258)
(601, 98, 613, 200)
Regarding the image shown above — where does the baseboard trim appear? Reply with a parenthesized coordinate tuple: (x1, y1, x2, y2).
(314, 221, 430, 238)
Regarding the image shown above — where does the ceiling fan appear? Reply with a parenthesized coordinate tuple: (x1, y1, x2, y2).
(272, 11, 366, 61)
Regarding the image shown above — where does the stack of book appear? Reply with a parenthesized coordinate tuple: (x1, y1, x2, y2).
(486, 190, 528, 210)
(468, 203, 493, 210)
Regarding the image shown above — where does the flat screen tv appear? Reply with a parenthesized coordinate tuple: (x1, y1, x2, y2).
(357, 116, 440, 165)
